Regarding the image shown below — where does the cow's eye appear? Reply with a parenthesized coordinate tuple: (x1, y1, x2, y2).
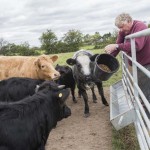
(77, 64, 81, 68)
(41, 65, 45, 69)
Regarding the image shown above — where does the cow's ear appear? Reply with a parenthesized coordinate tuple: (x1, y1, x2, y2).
(34, 58, 41, 69)
(55, 64, 59, 69)
(90, 54, 99, 62)
(66, 58, 76, 66)
(50, 55, 58, 62)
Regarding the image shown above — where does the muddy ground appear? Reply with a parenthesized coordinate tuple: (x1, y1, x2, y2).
(46, 87, 112, 150)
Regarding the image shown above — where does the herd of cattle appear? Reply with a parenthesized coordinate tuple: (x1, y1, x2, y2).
(0, 50, 108, 150)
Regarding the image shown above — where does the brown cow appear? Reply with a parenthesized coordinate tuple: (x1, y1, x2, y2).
(0, 54, 60, 80)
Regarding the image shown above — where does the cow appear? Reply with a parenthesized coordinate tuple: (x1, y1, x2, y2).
(0, 77, 46, 102)
(0, 81, 71, 150)
(55, 64, 98, 103)
(55, 64, 77, 103)
(0, 54, 60, 80)
(66, 50, 109, 117)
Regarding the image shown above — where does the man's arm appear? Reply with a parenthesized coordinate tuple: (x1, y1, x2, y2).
(105, 31, 125, 56)
(105, 22, 148, 55)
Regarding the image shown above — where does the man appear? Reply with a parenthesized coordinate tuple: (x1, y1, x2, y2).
(105, 13, 150, 65)
(105, 13, 150, 118)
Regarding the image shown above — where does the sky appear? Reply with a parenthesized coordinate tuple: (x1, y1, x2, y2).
(0, 0, 150, 47)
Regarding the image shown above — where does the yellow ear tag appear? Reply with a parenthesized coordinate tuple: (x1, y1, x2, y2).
(59, 93, 62, 98)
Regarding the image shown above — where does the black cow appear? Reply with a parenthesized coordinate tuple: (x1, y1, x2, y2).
(55, 64, 98, 103)
(55, 64, 77, 103)
(0, 77, 45, 102)
(66, 50, 109, 117)
(0, 81, 71, 150)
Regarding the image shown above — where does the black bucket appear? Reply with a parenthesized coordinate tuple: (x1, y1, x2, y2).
(94, 54, 119, 81)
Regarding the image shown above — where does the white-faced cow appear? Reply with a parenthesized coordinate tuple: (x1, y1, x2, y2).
(55, 64, 98, 104)
(66, 50, 109, 117)
(0, 81, 71, 150)
(0, 54, 60, 80)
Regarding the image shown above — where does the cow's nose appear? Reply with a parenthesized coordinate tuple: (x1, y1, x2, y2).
(54, 73, 60, 77)
(53, 72, 60, 80)
(85, 75, 91, 81)
(64, 105, 71, 118)
(56, 71, 61, 76)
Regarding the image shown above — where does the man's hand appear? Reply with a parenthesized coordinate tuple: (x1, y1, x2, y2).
(104, 44, 118, 54)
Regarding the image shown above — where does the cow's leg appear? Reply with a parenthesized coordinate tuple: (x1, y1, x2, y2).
(78, 87, 90, 117)
(78, 89, 82, 98)
(90, 86, 97, 103)
(71, 86, 77, 103)
(95, 81, 109, 106)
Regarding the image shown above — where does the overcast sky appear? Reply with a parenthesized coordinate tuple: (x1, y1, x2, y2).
(0, 0, 150, 47)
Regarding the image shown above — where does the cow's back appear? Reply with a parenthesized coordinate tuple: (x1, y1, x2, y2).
(0, 56, 37, 80)
(0, 77, 44, 102)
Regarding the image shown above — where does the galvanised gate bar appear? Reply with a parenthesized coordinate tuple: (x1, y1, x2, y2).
(110, 28, 150, 150)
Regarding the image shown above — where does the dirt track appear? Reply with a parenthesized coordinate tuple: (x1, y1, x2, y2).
(46, 87, 112, 150)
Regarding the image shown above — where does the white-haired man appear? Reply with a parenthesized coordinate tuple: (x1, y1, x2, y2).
(105, 13, 150, 118)
(105, 13, 150, 66)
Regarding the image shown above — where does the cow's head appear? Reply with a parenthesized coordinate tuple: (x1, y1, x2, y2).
(36, 80, 71, 121)
(53, 84, 71, 120)
(66, 54, 98, 89)
(34, 55, 60, 80)
(55, 64, 72, 78)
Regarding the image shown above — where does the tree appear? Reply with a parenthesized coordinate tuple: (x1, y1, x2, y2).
(0, 42, 39, 56)
(0, 43, 13, 55)
(62, 29, 83, 52)
(55, 41, 69, 53)
(83, 34, 92, 45)
(102, 32, 112, 42)
(0, 38, 8, 51)
(91, 32, 102, 48)
(109, 30, 118, 43)
(39, 29, 57, 54)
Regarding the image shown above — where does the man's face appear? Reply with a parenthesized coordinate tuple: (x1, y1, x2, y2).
(118, 21, 132, 34)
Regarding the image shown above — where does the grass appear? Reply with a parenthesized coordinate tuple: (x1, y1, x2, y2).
(112, 124, 140, 150)
(80, 45, 95, 50)
(50, 47, 139, 149)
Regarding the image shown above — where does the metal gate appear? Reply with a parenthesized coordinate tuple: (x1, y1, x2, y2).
(110, 28, 150, 150)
